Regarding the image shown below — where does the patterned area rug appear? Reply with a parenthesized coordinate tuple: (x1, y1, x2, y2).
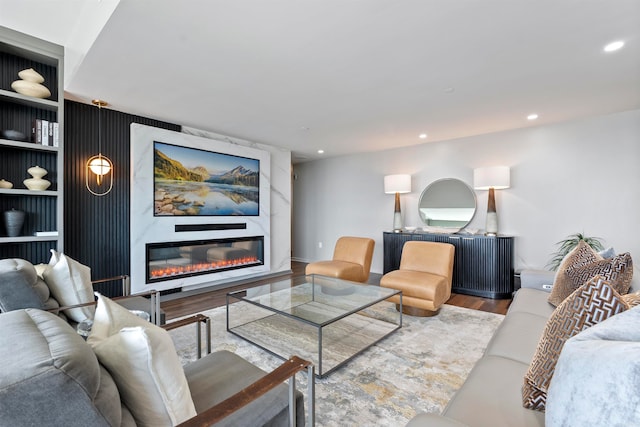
(169, 302, 504, 426)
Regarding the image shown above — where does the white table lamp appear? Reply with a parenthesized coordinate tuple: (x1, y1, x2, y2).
(384, 174, 411, 232)
(473, 166, 510, 235)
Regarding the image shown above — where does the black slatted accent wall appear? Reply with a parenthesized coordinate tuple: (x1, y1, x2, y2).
(64, 100, 180, 295)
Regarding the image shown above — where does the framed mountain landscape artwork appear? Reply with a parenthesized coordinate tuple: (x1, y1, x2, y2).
(154, 141, 260, 216)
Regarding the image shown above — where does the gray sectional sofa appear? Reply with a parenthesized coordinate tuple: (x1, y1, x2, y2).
(406, 271, 639, 427)
(0, 308, 305, 426)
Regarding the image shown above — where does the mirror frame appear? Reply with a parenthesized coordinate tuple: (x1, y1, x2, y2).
(418, 178, 477, 230)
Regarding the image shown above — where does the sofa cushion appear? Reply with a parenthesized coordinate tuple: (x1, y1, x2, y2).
(548, 240, 602, 306)
(88, 294, 197, 426)
(484, 311, 548, 365)
(0, 258, 45, 312)
(565, 252, 633, 295)
(443, 355, 545, 427)
(546, 305, 640, 427)
(507, 288, 556, 318)
(43, 251, 94, 323)
(522, 276, 627, 411)
(184, 350, 305, 427)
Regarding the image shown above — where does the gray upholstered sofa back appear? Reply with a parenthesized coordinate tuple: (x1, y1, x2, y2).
(0, 309, 123, 426)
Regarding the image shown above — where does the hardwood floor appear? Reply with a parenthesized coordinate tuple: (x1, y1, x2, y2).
(161, 261, 511, 321)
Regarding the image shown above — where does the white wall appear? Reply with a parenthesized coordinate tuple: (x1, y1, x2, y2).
(293, 109, 640, 280)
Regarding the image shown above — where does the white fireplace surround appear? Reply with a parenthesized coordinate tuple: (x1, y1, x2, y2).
(130, 124, 271, 293)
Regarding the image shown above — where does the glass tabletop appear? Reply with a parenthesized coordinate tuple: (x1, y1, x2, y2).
(227, 274, 401, 327)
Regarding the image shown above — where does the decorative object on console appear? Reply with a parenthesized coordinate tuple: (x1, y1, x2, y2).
(384, 174, 411, 232)
(23, 165, 51, 191)
(10, 68, 51, 99)
(3, 209, 25, 237)
(473, 166, 510, 236)
(85, 99, 113, 196)
(0, 179, 13, 189)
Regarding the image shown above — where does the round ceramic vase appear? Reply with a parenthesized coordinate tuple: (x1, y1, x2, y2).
(4, 209, 25, 237)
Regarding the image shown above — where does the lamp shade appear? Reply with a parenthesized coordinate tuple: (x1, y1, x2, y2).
(384, 174, 411, 194)
(473, 166, 510, 190)
(88, 156, 112, 176)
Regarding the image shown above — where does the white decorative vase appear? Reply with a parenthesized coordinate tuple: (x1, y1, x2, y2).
(11, 68, 51, 99)
(0, 179, 13, 189)
(24, 166, 51, 191)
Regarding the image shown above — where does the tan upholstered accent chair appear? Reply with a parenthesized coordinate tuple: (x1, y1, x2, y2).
(380, 241, 455, 316)
(305, 236, 375, 283)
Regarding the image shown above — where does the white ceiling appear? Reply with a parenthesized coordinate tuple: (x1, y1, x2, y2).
(2, 0, 639, 162)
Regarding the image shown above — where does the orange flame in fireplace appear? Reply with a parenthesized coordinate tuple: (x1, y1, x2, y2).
(149, 256, 259, 279)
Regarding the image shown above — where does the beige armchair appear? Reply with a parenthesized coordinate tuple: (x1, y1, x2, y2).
(305, 236, 375, 283)
(380, 241, 455, 316)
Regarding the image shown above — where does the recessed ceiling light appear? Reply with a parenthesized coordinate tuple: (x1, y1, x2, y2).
(317, 149, 324, 154)
(444, 87, 455, 94)
(604, 40, 625, 52)
(419, 133, 428, 139)
(527, 114, 538, 121)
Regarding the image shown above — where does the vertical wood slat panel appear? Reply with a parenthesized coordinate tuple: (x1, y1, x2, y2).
(64, 100, 179, 296)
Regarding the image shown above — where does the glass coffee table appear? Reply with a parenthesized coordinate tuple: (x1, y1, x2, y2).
(226, 274, 402, 378)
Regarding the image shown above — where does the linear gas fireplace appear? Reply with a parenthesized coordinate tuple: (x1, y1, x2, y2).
(146, 236, 264, 284)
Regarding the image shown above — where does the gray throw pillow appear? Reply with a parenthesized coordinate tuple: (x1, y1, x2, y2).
(546, 305, 640, 426)
(0, 259, 45, 312)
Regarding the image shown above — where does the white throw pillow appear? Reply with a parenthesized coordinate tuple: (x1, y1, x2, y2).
(42, 250, 94, 322)
(89, 294, 197, 426)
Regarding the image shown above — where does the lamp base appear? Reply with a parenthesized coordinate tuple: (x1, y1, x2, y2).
(485, 211, 498, 236)
(393, 211, 403, 232)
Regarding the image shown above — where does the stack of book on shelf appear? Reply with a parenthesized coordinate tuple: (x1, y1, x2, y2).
(31, 119, 60, 147)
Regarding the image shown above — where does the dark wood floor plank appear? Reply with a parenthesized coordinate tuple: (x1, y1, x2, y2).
(161, 261, 510, 320)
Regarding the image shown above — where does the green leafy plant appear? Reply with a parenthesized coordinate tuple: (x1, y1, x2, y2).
(546, 232, 605, 271)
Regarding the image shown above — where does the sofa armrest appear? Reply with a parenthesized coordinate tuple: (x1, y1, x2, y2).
(178, 355, 314, 427)
(162, 314, 211, 359)
(406, 413, 470, 427)
(520, 269, 555, 292)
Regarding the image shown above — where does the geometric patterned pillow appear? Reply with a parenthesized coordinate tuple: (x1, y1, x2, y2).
(622, 291, 640, 308)
(548, 240, 603, 307)
(523, 275, 628, 411)
(566, 252, 633, 296)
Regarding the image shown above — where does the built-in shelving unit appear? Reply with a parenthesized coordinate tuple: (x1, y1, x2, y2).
(0, 26, 64, 263)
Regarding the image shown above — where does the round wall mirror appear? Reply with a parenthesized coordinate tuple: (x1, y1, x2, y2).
(418, 178, 477, 230)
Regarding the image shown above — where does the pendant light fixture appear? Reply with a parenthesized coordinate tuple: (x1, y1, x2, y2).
(85, 99, 113, 196)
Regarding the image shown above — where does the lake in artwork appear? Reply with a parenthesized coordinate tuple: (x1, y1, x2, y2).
(153, 141, 260, 216)
(154, 180, 259, 216)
